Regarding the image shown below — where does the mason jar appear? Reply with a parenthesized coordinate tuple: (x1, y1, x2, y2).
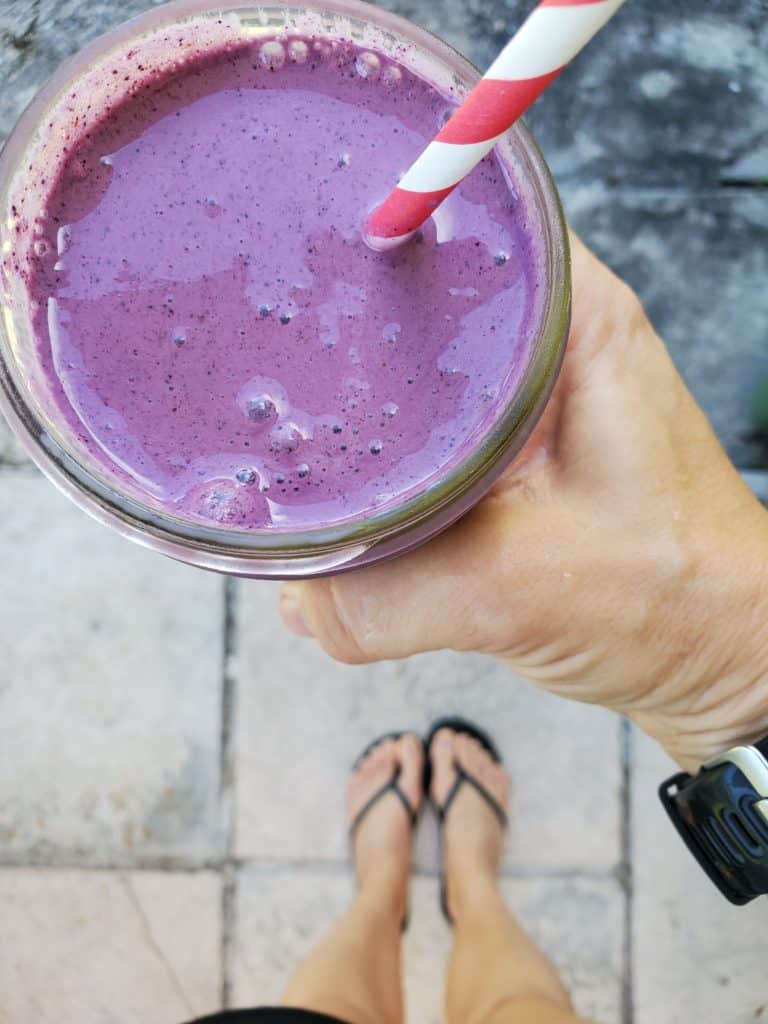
(0, 0, 570, 577)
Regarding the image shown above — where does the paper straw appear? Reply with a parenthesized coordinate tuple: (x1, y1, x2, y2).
(364, 0, 627, 250)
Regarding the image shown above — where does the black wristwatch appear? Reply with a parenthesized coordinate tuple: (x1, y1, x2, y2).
(660, 735, 768, 904)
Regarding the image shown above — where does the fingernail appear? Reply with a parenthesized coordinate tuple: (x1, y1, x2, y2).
(280, 583, 314, 638)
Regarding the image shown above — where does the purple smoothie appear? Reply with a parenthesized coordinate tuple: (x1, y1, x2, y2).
(22, 34, 541, 532)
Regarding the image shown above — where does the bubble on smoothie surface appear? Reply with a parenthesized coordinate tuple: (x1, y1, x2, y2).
(172, 328, 187, 347)
(287, 39, 309, 63)
(193, 482, 241, 523)
(260, 40, 286, 69)
(381, 64, 403, 86)
(494, 251, 509, 266)
(188, 478, 270, 527)
(321, 325, 339, 349)
(270, 421, 302, 454)
(355, 51, 381, 79)
(246, 395, 276, 422)
(382, 322, 401, 343)
(56, 226, 71, 255)
(381, 401, 398, 418)
(236, 467, 258, 484)
(369, 440, 383, 455)
(296, 463, 310, 478)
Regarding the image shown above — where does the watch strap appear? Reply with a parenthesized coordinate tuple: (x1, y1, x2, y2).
(659, 740, 768, 905)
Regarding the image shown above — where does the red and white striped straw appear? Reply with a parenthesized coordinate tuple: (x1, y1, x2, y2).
(364, 0, 627, 250)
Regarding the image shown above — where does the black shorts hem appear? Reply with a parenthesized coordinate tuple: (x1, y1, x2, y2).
(183, 1009, 352, 1024)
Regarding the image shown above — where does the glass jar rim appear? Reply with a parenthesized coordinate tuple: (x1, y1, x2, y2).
(0, 0, 570, 563)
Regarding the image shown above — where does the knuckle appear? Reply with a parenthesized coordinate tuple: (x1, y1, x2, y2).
(306, 579, 374, 664)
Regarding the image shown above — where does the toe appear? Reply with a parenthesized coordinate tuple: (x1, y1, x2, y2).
(375, 737, 397, 768)
(453, 734, 508, 814)
(430, 728, 457, 806)
(463, 736, 490, 778)
(365, 738, 396, 776)
(348, 737, 398, 823)
(396, 734, 424, 813)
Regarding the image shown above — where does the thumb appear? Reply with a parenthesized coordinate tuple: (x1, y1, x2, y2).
(278, 501, 512, 664)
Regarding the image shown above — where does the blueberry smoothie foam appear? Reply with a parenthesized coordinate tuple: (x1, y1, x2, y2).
(13, 25, 544, 533)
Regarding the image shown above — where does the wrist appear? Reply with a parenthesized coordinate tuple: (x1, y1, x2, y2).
(631, 501, 768, 772)
(632, 676, 768, 773)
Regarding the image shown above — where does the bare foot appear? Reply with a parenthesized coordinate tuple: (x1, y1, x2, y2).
(430, 728, 508, 920)
(348, 734, 424, 918)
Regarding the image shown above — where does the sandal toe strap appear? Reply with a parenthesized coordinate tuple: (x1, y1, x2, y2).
(349, 773, 418, 837)
(436, 764, 507, 828)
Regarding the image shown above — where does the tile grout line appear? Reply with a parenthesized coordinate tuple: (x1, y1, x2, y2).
(0, 860, 622, 884)
(619, 717, 634, 1024)
(221, 863, 237, 1010)
(219, 576, 239, 1010)
(0, 854, 619, 881)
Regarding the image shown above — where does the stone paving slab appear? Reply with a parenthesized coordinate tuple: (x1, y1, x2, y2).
(234, 580, 621, 875)
(232, 868, 623, 1024)
(566, 186, 768, 470)
(0, 868, 221, 1022)
(0, 474, 224, 863)
(631, 728, 768, 1024)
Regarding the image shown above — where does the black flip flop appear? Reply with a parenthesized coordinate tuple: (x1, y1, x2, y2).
(424, 716, 508, 925)
(349, 731, 423, 929)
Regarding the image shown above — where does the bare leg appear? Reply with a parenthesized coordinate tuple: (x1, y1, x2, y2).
(281, 736, 424, 1024)
(431, 731, 590, 1024)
